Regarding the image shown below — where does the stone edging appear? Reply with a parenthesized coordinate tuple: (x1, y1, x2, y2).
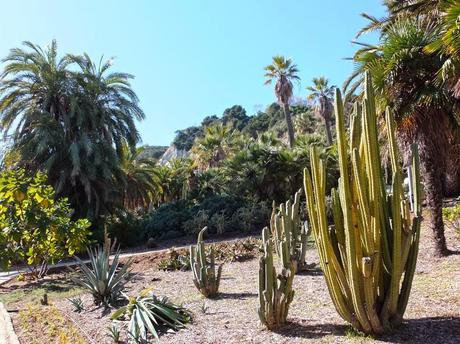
(0, 302, 20, 344)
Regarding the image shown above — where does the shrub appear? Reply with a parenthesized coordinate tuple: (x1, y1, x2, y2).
(141, 200, 192, 239)
(231, 202, 270, 232)
(157, 248, 191, 271)
(443, 203, 460, 238)
(106, 210, 144, 248)
(110, 290, 191, 342)
(182, 210, 210, 234)
(0, 169, 91, 278)
(210, 211, 227, 235)
(72, 241, 132, 306)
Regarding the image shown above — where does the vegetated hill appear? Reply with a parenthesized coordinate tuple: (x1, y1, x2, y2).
(171, 102, 324, 151)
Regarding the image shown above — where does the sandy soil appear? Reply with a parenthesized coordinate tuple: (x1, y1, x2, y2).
(4, 219, 460, 344)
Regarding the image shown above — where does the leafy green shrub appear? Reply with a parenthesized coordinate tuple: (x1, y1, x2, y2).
(107, 210, 145, 248)
(0, 169, 91, 278)
(210, 211, 228, 235)
(141, 200, 192, 239)
(195, 194, 243, 218)
(111, 290, 191, 342)
(72, 243, 132, 306)
(231, 202, 270, 232)
(181, 210, 210, 234)
(158, 248, 191, 271)
(443, 204, 460, 238)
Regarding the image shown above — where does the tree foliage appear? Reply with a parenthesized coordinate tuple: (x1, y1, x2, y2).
(0, 169, 90, 277)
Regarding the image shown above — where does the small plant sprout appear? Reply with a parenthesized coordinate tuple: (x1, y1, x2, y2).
(68, 297, 84, 313)
(107, 324, 121, 343)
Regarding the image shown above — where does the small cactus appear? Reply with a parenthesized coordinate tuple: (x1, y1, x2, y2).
(190, 227, 223, 298)
(258, 227, 295, 330)
(271, 189, 311, 273)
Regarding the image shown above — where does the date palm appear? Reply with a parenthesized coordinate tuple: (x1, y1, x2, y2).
(264, 56, 300, 148)
(0, 41, 144, 219)
(345, 16, 456, 256)
(306, 77, 335, 145)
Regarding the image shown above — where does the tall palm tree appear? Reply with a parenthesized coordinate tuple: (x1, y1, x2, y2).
(306, 77, 335, 145)
(264, 56, 300, 148)
(345, 16, 457, 256)
(0, 41, 144, 220)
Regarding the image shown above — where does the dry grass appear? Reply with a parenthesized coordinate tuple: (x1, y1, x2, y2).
(3, 219, 460, 343)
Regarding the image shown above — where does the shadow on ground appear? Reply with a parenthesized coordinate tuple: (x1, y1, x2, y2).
(275, 316, 460, 343)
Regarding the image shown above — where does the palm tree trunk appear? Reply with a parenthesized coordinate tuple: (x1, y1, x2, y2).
(408, 109, 450, 256)
(324, 114, 333, 145)
(282, 102, 295, 148)
(443, 124, 460, 196)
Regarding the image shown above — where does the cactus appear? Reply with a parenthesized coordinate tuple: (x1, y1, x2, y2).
(303, 72, 422, 334)
(190, 227, 223, 298)
(258, 227, 295, 330)
(271, 189, 311, 273)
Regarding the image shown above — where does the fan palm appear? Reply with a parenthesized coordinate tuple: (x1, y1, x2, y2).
(191, 123, 235, 169)
(306, 77, 335, 145)
(0, 41, 144, 220)
(345, 16, 457, 256)
(264, 56, 300, 147)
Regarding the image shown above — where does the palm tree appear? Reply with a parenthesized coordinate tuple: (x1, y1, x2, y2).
(264, 56, 300, 147)
(0, 41, 144, 219)
(306, 77, 335, 145)
(119, 143, 158, 209)
(191, 123, 235, 170)
(345, 16, 456, 256)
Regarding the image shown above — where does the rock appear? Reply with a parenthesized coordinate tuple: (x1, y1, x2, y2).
(158, 145, 189, 166)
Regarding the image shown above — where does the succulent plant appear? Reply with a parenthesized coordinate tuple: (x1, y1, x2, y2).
(190, 227, 223, 298)
(270, 189, 311, 273)
(111, 290, 190, 342)
(303, 72, 422, 334)
(258, 227, 295, 330)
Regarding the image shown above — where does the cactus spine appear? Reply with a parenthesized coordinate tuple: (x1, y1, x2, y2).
(190, 227, 223, 298)
(303, 72, 422, 334)
(271, 189, 311, 273)
(258, 227, 295, 330)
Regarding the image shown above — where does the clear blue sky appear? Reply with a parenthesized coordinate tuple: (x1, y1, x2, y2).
(0, 1, 385, 146)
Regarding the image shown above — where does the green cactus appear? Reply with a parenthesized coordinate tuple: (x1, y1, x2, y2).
(190, 227, 223, 298)
(258, 227, 295, 330)
(270, 189, 311, 273)
(303, 72, 422, 334)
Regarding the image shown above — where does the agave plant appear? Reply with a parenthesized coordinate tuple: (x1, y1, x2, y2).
(71, 244, 132, 306)
(110, 290, 191, 342)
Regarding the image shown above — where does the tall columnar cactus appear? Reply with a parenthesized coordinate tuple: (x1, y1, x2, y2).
(271, 189, 311, 273)
(190, 227, 223, 298)
(258, 227, 295, 330)
(303, 72, 422, 334)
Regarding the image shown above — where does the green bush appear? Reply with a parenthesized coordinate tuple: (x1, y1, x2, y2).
(107, 210, 145, 248)
(443, 203, 460, 238)
(0, 169, 90, 278)
(141, 200, 192, 239)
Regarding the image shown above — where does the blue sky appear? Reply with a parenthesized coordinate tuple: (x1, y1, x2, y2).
(0, 1, 385, 146)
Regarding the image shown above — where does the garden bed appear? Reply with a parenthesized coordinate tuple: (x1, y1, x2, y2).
(1, 220, 459, 344)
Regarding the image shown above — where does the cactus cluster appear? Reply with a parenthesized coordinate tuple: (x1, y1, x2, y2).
(258, 227, 295, 330)
(271, 189, 311, 273)
(190, 227, 223, 298)
(303, 72, 422, 334)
